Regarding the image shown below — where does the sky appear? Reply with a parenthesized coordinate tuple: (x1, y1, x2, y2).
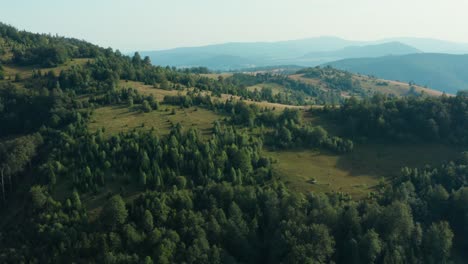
(1, 0, 468, 52)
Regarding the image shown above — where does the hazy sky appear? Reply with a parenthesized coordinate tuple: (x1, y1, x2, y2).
(1, 0, 468, 52)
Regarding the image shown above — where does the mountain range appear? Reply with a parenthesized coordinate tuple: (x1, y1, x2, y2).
(327, 53, 468, 94)
(139, 37, 468, 69)
(139, 37, 468, 93)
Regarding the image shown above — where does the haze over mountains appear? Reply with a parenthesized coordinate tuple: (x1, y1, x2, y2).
(140, 37, 468, 93)
(327, 53, 468, 94)
(140, 37, 468, 69)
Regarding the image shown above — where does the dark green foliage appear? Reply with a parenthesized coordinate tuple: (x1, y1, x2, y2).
(13, 45, 69, 67)
(0, 22, 100, 65)
(0, 134, 43, 202)
(0, 64, 4, 80)
(101, 195, 128, 229)
(423, 221, 454, 264)
(0, 82, 81, 137)
(298, 66, 361, 93)
(30, 185, 48, 209)
(141, 100, 152, 112)
(326, 94, 468, 144)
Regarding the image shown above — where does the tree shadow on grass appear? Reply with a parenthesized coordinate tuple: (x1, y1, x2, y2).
(335, 142, 460, 179)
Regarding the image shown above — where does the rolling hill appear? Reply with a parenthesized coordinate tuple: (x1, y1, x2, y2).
(288, 70, 445, 97)
(326, 53, 468, 94)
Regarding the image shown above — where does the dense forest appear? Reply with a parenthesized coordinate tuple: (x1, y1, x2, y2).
(1, 23, 468, 264)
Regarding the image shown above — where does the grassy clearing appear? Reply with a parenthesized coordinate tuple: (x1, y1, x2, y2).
(289, 74, 325, 88)
(267, 143, 460, 198)
(246, 82, 284, 94)
(356, 75, 446, 96)
(1, 58, 92, 80)
(88, 104, 222, 137)
(122, 80, 315, 111)
(289, 73, 445, 97)
(200, 73, 233, 80)
(119, 80, 187, 100)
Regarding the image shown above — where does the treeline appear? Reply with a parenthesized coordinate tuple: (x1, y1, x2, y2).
(325, 93, 468, 144)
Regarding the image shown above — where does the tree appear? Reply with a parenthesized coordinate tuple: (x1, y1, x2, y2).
(101, 195, 128, 229)
(284, 222, 335, 264)
(143, 210, 154, 232)
(128, 96, 134, 108)
(14, 73, 21, 82)
(278, 126, 292, 148)
(360, 229, 382, 264)
(142, 100, 152, 112)
(30, 185, 48, 209)
(143, 56, 151, 66)
(423, 221, 454, 264)
(160, 79, 170, 90)
(132, 52, 142, 65)
(0, 134, 42, 202)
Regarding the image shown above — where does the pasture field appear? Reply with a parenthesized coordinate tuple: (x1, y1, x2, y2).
(246, 82, 284, 94)
(289, 73, 446, 97)
(88, 104, 222, 137)
(266, 143, 459, 198)
(94, 80, 456, 199)
(200, 73, 233, 80)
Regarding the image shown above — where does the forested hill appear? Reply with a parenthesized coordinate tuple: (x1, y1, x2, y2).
(1, 23, 468, 264)
(0, 22, 104, 67)
(327, 53, 468, 94)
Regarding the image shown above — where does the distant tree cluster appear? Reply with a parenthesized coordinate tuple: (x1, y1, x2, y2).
(297, 66, 365, 94)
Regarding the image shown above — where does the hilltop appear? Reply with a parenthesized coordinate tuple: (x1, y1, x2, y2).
(289, 66, 445, 97)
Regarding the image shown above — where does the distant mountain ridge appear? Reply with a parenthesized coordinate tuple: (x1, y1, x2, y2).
(302, 42, 421, 60)
(140, 36, 360, 69)
(326, 53, 468, 94)
(383, 37, 468, 54)
(139, 37, 468, 70)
